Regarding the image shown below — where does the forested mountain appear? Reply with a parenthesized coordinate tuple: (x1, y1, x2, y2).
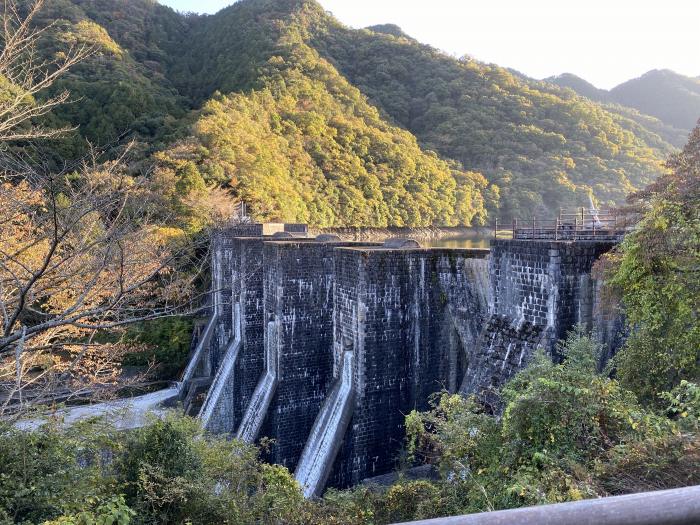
(547, 69, 700, 144)
(546, 73, 610, 102)
(611, 70, 700, 133)
(29, 0, 681, 225)
(306, 16, 671, 217)
(34, 0, 189, 159)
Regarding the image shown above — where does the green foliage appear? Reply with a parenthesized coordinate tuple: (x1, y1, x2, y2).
(149, 0, 493, 227)
(0, 414, 310, 525)
(307, 13, 672, 218)
(403, 329, 692, 517)
(306, 481, 447, 525)
(501, 330, 661, 466)
(113, 414, 308, 525)
(0, 420, 119, 524)
(28, 0, 679, 227)
(607, 124, 700, 403)
(121, 318, 194, 380)
(547, 73, 691, 148)
(661, 381, 700, 432)
(42, 496, 134, 525)
(2, 361, 697, 525)
(161, 66, 489, 226)
(31, 0, 187, 160)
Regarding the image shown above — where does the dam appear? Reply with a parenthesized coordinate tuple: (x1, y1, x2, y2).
(181, 220, 624, 496)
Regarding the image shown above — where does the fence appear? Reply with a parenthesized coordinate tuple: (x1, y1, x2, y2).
(494, 208, 630, 241)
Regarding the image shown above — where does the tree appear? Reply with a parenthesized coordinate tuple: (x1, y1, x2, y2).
(0, 0, 205, 415)
(0, 0, 90, 142)
(607, 121, 700, 403)
(404, 329, 693, 518)
(0, 152, 205, 413)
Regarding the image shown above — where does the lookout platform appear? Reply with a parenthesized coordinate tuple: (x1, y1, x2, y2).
(495, 208, 631, 242)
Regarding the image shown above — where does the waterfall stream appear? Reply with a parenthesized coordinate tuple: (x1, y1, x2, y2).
(180, 315, 216, 389)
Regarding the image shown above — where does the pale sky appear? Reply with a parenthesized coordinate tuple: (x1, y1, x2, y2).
(160, 0, 700, 89)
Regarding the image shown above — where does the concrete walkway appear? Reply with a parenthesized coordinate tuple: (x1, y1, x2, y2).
(14, 383, 181, 431)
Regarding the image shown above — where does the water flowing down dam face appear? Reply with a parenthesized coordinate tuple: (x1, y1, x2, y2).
(187, 234, 269, 426)
(187, 224, 624, 498)
(327, 247, 490, 489)
(295, 350, 355, 498)
(211, 231, 236, 373)
(460, 239, 622, 401)
(255, 240, 344, 468)
(180, 314, 216, 391)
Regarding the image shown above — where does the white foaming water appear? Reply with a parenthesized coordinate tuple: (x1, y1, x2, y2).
(500, 342, 514, 371)
(236, 320, 278, 443)
(295, 351, 355, 499)
(199, 304, 242, 429)
(465, 258, 490, 312)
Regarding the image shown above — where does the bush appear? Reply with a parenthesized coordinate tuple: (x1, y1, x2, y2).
(114, 414, 307, 525)
(0, 414, 309, 525)
(42, 496, 134, 525)
(0, 420, 118, 524)
(121, 317, 194, 380)
(606, 124, 700, 403)
(3, 332, 697, 525)
(403, 329, 692, 517)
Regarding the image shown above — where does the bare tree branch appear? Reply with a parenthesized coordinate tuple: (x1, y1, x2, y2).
(0, 0, 209, 415)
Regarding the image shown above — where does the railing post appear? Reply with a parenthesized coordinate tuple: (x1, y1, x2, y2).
(555, 217, 559, 241)
(494, 218, 498, 239)
(532, 216, 535, 240)
(512, 218, 517, 239)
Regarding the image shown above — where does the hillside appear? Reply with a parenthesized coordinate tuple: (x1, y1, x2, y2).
(545, 73, 610, 102)
(27, 0, 680, 224)
(547, 70, 700, 144)
(611, 69, 700, 133)
(306, 14, 671, 217)
(34, 0, 189, 159)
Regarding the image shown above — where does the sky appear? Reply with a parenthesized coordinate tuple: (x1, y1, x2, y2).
(159, 0, 700, 89)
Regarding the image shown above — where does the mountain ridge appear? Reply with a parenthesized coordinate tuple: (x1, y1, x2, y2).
(547, 69, 700, 139)
(29, 0, 680, 225)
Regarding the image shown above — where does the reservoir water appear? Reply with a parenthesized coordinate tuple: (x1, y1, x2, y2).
(426, 229, 492, 249)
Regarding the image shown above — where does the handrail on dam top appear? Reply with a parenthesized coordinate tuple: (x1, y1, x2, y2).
(494, 207, 630, 242)
(393, 485, 700, 525)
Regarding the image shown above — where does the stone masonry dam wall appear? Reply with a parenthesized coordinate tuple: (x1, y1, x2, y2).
(325, 247, 489, 491)
(460, 240, 624, 404)
(184, 227, 624, 496)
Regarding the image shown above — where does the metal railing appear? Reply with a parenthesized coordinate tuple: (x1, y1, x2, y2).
(494, 208, 630, 241)
(394, 485, 700, 525)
